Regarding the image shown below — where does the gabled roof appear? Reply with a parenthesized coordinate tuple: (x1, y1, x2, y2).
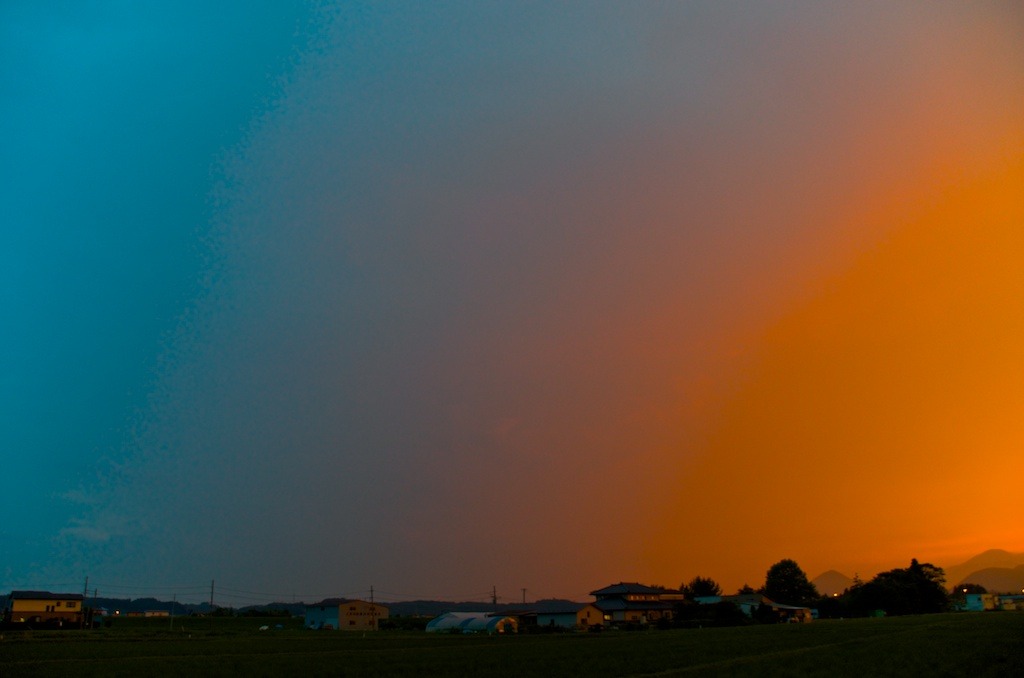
(10, 591, 84, 601)
(590, 582, 669, 597)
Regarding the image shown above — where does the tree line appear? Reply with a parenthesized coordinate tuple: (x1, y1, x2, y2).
(671, 557, 953, 626)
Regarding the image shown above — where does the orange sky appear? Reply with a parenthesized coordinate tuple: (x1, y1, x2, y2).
(643, 155, 1024, 590)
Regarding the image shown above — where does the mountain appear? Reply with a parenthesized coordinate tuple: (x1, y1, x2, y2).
(949, 565, 1024, 594)
(811, 570, 854, 596)
(944, 549, 1024, 588)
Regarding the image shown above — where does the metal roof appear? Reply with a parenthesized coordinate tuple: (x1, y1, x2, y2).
(9, 591, 84, 601)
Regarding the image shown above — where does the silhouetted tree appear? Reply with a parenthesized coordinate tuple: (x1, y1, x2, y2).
(736, 584, 756, 595)
(680, 576, 722, 600)
(761, 559, 819, 606)
(847, 559, 949, 616)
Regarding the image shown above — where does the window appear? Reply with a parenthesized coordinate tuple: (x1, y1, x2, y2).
(66, 602, 77, 609)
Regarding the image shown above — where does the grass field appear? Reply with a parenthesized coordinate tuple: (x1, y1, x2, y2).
(2, 612, 1021, 677)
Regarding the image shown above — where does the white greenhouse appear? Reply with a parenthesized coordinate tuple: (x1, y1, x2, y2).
(424, 612, 518, 634)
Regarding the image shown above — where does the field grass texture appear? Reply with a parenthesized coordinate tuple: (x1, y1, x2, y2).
(2, 612, 1021, 677)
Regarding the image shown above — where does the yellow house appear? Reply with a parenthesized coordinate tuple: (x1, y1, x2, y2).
(5, 591, 85, 626)
(305, 598, 389, 630)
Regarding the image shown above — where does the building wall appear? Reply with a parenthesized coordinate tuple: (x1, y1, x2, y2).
(577, 604, 603, 627)
(305, 605, 339, 629)
(307, 600, 388, 630)
(339, 600, 388, 630)
(9, 596, 83, 624)
(536, 612, 579, 628)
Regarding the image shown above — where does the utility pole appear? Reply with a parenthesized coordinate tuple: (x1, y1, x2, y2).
(81, 576, 89, 629)
(170, 594, 176, 630)
(370, 586, 376, 630)
(522, 588, 527, 605)
(210, 580, 215, 609)
(491, 586, 497, 605)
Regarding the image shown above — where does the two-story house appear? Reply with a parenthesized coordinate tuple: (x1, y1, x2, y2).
(589, 582, 678, 626)
(4, 591, 85, 627)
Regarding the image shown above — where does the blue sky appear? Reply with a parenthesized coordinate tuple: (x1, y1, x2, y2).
(2, 1, 315, 586)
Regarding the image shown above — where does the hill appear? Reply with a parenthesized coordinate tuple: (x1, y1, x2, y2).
(811, 570, 853, 596)
(950, 565, 1024, 594)
(944, 549, 1024, 590)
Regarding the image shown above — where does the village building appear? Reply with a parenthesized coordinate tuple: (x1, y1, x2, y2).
(3, 591, 86, 627)
(305, 598, 388, 631)
(589, 582, 678, 626)
(959, 593, 1024, 612)
(694, 593, 813, 622)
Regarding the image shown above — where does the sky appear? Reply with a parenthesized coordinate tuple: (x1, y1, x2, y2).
(3, 1, 1023, 605)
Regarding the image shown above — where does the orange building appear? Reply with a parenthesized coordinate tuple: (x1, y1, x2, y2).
(304, 598, 389, 630)
(4, 591, 86, 627)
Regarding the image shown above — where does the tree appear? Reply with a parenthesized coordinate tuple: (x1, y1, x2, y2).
(680, 576, 722, 600)
(847, 559, 949, 616)
(761, 559, 819, 606)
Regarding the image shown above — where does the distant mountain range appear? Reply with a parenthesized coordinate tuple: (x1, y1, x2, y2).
(942, 549, 1024, 590)
(812, 549, 1024, 595)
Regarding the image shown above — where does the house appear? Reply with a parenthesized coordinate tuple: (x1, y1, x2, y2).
(305, 598, 388, 631)
(694, 594, 813, 623)
(960, 593, 999, 611)
(959, 593, 1024, 612)
(4, 591, 85, 627)
(998, 594, 1024, 611)
(589, 582, 678, 626)
(425, 612, 518, 634)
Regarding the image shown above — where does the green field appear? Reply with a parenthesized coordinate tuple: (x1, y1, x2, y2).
(2, 612, 1021, 677)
